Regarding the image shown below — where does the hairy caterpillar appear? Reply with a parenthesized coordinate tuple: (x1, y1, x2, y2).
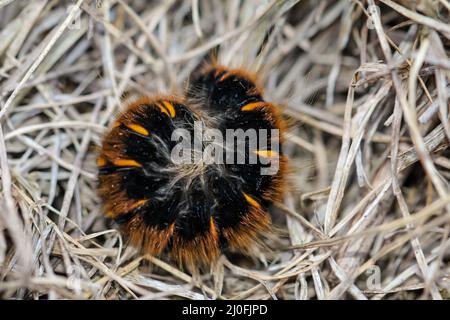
(97, 64, 287, 269)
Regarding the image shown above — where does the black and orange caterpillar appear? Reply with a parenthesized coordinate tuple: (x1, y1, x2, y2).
(97, 64, 287, 269)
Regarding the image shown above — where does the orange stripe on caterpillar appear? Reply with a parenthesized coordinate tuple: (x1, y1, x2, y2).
(254, 150, 279, 158)
(241, 101, 268, 111)
(97, 156, 107, 167)
(218, 71, 231, 82)
(128, 199, 148, 211)
(243, 193, 261, 209)
(155, 102, 171, 117)
(125, 123, 149, 136)
(112, 159, 142, 167)
(161, 100, 176, 118)
(210, 216, 218, 240)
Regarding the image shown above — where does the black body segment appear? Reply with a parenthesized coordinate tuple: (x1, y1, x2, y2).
(187, 66, 264, 114)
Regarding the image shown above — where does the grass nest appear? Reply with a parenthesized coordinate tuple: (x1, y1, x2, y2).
(0, 0, 449, 300)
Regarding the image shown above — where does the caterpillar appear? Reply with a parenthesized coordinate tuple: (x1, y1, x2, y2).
(97, 64, 287, 269)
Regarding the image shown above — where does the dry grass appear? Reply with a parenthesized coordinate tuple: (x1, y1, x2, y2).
(0, 0, 449, 300)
